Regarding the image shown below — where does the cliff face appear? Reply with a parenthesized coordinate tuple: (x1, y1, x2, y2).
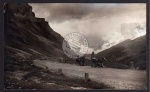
(4, 3, 66, 60)
(96, 35, 146, 70)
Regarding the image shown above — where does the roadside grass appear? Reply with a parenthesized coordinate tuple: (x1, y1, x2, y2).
(4, 60, 113, 90)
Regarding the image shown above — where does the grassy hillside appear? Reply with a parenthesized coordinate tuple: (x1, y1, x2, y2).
(96, 35, 146, 70)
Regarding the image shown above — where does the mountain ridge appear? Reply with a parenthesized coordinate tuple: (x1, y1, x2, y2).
(96, 35, 146, 69)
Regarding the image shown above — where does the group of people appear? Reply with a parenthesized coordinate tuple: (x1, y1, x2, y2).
(76, 56, 85, 66)
(76, 51, 107, 67)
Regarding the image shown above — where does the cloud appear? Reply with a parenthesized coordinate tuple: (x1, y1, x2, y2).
(120, 23, 146, 39)
(30, 3, 92, 22)
(29, 3, 146, 54)
(30, 3, 145, 22)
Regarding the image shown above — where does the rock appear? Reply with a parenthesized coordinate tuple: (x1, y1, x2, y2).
(4, 3, 71, 68)
(4, 3, 67, 60)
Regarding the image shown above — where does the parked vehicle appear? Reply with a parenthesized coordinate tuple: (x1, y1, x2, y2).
(91, 58, 105, 67)
(76, 56, 107, 67)
(76, 57, 85, 66)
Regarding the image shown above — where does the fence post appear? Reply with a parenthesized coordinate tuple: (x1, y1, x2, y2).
(85, 73, 89, 82)
(45, 66, 48, 70)
(130, 62, 134, 69)
(58, 69, 63, 75)
(45, 66, 49, 72)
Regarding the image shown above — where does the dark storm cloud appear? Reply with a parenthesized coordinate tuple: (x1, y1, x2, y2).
(30, 3, 145, 23)
(30, 3, 93, 22)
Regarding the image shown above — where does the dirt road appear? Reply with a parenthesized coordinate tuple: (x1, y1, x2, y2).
(33, 60, 146, 89)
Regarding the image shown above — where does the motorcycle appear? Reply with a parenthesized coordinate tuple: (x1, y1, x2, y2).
(91, 58, 105, 67)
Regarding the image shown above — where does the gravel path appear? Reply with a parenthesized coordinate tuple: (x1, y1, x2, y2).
(34, 60, 146, 89)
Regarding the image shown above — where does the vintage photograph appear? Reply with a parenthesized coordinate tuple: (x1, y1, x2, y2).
(4, 3, 146, 90)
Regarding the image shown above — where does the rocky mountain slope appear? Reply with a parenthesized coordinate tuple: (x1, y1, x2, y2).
(4, 3, 67, 61)
(96, 35, 146, 70)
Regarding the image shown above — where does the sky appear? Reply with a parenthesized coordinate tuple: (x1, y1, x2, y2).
(29, 3, 146, 54)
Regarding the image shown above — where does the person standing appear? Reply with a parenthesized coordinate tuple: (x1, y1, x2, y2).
(91, 51, 96, 67)
(91, 51, 95, 59)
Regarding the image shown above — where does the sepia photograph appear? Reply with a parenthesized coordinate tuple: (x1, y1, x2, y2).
(4, 3, 147, 90)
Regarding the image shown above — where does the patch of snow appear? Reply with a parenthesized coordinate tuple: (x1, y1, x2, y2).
(47, 83, 55, 85)
(30, 77, 41, 83)
(28, 48, 43, 55)
(71, 87, 86, 90)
